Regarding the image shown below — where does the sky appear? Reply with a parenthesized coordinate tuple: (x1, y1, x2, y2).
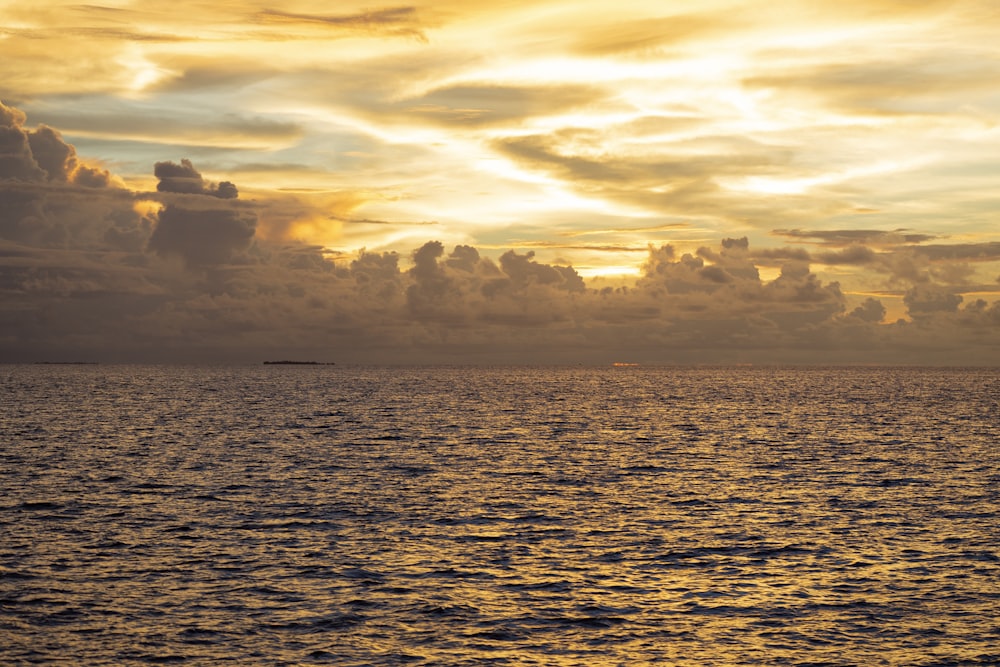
(2, 0, 1000, 364)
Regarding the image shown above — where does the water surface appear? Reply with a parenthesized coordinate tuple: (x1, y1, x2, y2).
(2, 365, 998, 665)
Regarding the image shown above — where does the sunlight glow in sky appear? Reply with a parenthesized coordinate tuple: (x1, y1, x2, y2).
(2, 0, 999, 363)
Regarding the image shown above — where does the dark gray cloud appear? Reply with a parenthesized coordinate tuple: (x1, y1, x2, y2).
(1, 101, 136, 252)
(146, 158, 254, 264)
(812, 240, 1000, 289)
(498, 250, 585, 293)
(28, 125, 113, 187)
(815, 245, 879, 266)
(750, 247, 812, 265)
(406, 240, 455, 319)
(773, 228, 937, 246)
(25, 128, 72, 181)
(904, 285, 963, 317)
(155, 159, 237, 198)
(1, 102, 999, 365)
(848, 298, 887, 323)
(404, 241, 586, 324)
(912, 242, 1000, 262)
(147, 204, 256, 266)
(1, 104, 47, 181)
(155, 159, 206, 195)
(445, 244, 480, 272)
(2, 227, 996, 364)
(2, 101, 114, 187)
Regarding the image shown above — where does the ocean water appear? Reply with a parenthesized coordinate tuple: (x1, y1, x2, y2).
(1, 364, 998, 666)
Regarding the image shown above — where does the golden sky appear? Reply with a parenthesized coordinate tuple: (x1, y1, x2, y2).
(2, 0, 999, 363)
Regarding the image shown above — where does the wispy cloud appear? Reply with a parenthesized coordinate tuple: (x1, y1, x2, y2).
(773, 229, 939, 247)
(2, 0, 1000, 362)
(255, 7, 428, 41)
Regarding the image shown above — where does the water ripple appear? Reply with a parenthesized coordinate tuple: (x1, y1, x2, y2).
(1, 364, 998, 665)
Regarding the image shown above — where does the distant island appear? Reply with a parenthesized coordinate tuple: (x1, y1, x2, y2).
(263, 361, 335, 365)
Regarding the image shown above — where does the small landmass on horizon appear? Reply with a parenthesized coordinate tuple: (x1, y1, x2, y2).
(262, 360, 336, 365)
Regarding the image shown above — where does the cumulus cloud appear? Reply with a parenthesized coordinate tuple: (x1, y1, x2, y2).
(1, 103, 47, 181)
(147, 204, 256, 265)
(2, 102, 115, 187)
(815, 245, 879, 266)
(155, 159, 238, 198)
(1, 102, 999, 364)
(904, 285, 963, 317)
(143, 158, 256, 265)
(498, 250, 585, 293)
(849, 298, 887, 323)
(1, 101, 137, 251)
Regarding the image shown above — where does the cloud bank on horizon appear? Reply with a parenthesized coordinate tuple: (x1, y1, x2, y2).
(1, 0, 999, 364)
(2, 101, 998, 364)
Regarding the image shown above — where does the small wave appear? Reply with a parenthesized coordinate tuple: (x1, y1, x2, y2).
(722, 496, 763, 504)
(340, 567, 386, 583)
(509, 512, 563, 525)
(387, 464, 433, 475)
(501, 579, 573, 592)
(878, 477, 926, 487)
(682, 602, 752, 616)
(5, 364, 999, 666)
(669, 498, 714, 507)
(625, 465, 671, 473)
(190, 494, 229, 502)
(346, 598, 379, 608)
(251, 519, 342, 531)
(550, 614, 627, 629)
(419, 568, 493, 581)
(378, 586, 415, 595)
(18, 501, 63, 511)
(295, 613, 368, 632)
(456, 532, 510, 542)
(163, 524, 194, 533)
(467, 628, 524, 641)
(414, 603, 479, 618)
(38, 607, 87, 626)
(592, 550, 625, 562)
(649, 543, 817, 568)
(135, 655, 188, 665)
(0, 567, 37, 581)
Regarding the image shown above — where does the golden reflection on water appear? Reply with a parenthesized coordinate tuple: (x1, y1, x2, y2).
(1, 365, 998, 665)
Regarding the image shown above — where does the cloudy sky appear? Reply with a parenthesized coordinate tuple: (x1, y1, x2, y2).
(2, 0, 999, 364)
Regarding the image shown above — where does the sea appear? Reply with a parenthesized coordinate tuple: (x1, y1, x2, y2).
(1, 364, 998, 666)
